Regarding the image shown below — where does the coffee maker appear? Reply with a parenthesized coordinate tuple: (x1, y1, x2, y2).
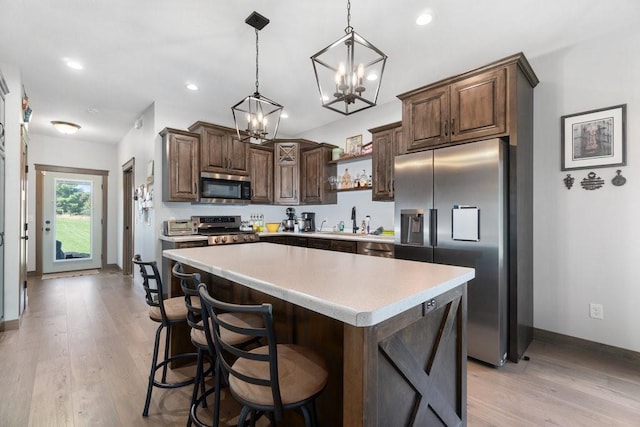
(282, 207, 296, 232)
(301, 212, 316, 232)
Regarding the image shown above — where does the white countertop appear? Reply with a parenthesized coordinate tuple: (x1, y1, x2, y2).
(163, 243, 474, 327)
(160, 234, 208, 243)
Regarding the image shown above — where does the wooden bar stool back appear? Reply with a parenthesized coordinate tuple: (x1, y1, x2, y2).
(198, 284, 329, 427)
(132, 254, 197, 417)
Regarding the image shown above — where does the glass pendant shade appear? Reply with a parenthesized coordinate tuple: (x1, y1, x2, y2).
(232, 11, 283, 144)
(311, 5, 387, 115)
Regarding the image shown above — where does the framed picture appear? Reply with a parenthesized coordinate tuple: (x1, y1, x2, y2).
(345, 134, 363, 156)
(561, 104, 626, 171)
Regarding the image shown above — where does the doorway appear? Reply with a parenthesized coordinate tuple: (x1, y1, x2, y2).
(122, 158, 134, 276)
(35, 165, 108, 275)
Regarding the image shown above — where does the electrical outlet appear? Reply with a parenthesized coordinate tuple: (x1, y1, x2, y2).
(589, 303, 603, 319)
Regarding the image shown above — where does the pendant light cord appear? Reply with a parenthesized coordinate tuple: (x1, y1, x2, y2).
(345, 0, 353, 34)
(255, 28, 260, 95)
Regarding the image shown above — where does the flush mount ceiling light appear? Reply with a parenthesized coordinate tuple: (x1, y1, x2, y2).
(51, 120, 81, 134)
(231, 11, 283, 144)
(311, 0, 387, 115)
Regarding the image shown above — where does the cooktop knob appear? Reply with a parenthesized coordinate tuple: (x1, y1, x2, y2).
(214, 236, 221, 244)
(221, 236, 227, 243)
(232, 235, 238, 242)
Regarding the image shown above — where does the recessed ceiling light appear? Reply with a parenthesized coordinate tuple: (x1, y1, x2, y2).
(186, 83, 199, 91)
(321, 95, 329, 102)
(87, 107, 100, 114)
(416, 13, 433, 26)
(51, 121, 81, 134)
(366, 73, 378, 81)
(281, 112, 289, 119)
(63, 58, 84, 70)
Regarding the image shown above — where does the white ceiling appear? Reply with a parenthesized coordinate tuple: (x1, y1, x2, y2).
(1, 0, 639, 145)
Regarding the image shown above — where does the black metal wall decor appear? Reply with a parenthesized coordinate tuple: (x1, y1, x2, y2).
(580, 172, 604, 190)
(611, 170, 627, 186)
(563, 174, 575, 189)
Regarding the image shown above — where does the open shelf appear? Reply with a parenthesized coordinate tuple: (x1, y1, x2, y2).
(331, 187, 372, 193)
(328, 153, 372, 164)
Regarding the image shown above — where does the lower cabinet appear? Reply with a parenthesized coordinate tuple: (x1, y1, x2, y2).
(261, 235, 362, 255)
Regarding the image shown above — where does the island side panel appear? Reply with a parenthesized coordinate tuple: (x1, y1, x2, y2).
(344, 284, 467, 426)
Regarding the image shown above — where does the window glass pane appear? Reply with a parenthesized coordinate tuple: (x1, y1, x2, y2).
(54, 179, 92, 261)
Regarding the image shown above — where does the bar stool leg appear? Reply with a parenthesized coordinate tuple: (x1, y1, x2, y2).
(161, 324, 171, 383)
(143, 324, 163, 416)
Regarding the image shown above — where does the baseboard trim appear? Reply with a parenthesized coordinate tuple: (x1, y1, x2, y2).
(534, 328, 640, 363)
(0, 318, 20, 332)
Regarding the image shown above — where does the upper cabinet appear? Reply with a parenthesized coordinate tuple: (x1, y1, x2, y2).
(161, 128, 200, 202)
(369, 121, 402, 201)
(249, 145, 274, 204)
(301, 145, 337, 205)
(273, 140, 300, 205)
(398, 54, 537, 153)
(188, 121, 248, 175)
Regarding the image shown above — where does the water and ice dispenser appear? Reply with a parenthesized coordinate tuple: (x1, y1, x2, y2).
(400, 209, 424, 246)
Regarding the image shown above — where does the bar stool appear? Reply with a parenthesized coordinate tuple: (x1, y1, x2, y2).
(132, 255, 197, 417)
(198, 283, 329, 427)
(174, 264, 264, 427)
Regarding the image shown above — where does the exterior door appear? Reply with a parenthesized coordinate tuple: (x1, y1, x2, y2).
(42, 171, 103, 273)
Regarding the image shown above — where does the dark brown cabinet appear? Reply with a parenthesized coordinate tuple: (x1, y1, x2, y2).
(370, 121, 402, 201)
(301, 145, 337, 205)
(188, 121, 248, 175)
(399, 66, 507, 152)
(160, 128, 200, 202)
(249, 146, 273, 204)
(274, 141, 300, 205)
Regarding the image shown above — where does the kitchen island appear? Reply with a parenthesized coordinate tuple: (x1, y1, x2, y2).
(164, 243, 474, 426)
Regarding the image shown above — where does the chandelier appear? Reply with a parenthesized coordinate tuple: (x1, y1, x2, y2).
(311, 0, 387, 115)
(232, 11, 283, 144)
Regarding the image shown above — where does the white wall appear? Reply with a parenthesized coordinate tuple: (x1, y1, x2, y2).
(116, 102, 157, 266)
(530, 26, 640, 352)
(0, 62, 22, 322)
(27, 134, 119, 270)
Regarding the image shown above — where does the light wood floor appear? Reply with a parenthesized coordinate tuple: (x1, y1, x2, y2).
(1, 269, 639, 426)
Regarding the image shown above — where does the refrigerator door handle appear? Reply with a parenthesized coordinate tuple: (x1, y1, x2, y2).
(429, 208, 438, 247)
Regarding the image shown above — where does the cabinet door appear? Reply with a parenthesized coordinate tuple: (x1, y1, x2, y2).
(249, 147, 273, 204)
(227, 134, 248, 175)
(403, 85, 449, 151)
(330, 239, 357, 253)
(167, 133, 199, 201)
(200, 126, 228, 173)
(301, 148, 323, 204)
(450, 67, 506, 142)
(274, 143, 299, 205)
(372, 129, 394, 201)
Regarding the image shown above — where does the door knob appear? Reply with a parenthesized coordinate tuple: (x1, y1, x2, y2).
(45, 227, 51, 232)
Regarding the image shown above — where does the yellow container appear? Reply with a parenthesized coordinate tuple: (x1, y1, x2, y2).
(265, 223, 280, 233)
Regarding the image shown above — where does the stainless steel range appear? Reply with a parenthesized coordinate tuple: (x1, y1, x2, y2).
(192, 215, 259, 245)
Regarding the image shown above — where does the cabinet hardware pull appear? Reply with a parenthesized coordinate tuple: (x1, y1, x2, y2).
(443, 120, 448, 136)
(451, 118, 455, 135)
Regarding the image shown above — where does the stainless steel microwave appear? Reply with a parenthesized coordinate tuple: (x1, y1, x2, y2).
(199, 172, 251, 204)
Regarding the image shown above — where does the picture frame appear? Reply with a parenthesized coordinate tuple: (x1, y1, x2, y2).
(345, 134, 363, 156)
(561, 104, 626, 171)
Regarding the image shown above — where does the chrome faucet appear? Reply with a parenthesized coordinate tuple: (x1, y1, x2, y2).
(351, 206, 358, 233)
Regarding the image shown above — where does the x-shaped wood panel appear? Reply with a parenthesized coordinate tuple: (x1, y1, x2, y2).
(379, 298, 462, 426)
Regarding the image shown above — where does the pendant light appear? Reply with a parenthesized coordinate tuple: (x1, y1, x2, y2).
(232, 11, 283, 144)
(311, 0, 387, 115)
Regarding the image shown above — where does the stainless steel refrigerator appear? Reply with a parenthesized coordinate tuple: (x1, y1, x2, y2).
(394, 138, 509, 366)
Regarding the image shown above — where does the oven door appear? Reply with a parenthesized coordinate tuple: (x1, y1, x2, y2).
(199, 173, 251, 204)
